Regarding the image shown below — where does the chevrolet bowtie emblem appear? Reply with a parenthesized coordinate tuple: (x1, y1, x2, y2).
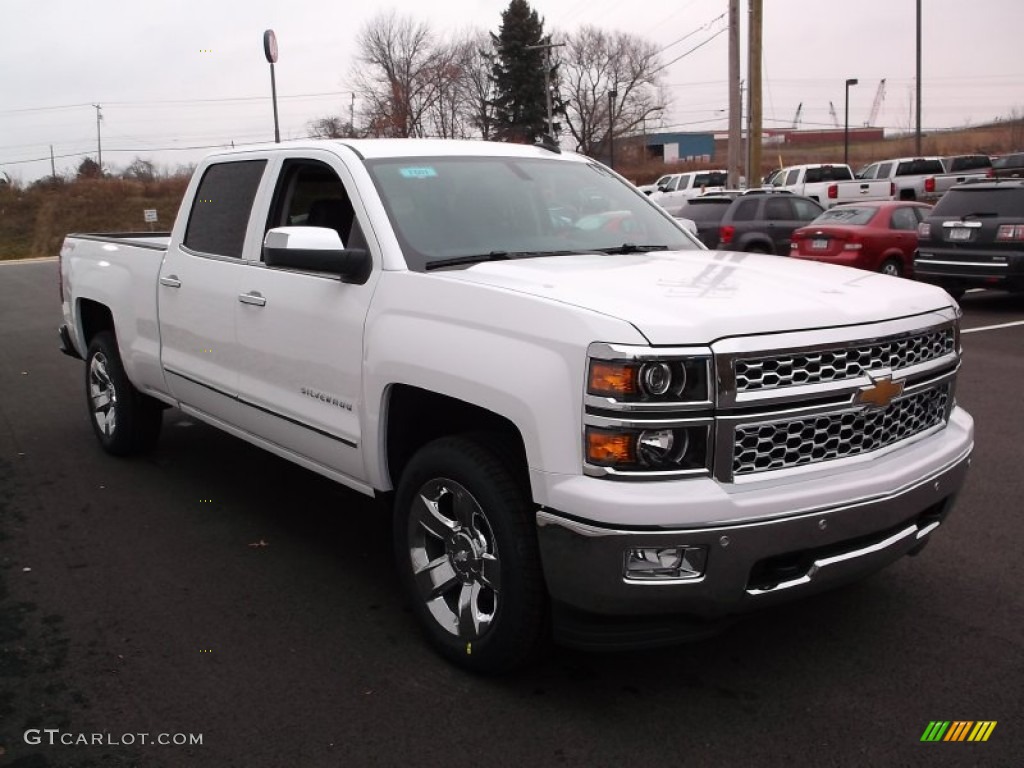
(856, 373, 905, 408)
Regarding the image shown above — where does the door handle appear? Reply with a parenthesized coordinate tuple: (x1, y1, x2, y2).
(238, 291, 267, 307)
(159, 275, 182, 288)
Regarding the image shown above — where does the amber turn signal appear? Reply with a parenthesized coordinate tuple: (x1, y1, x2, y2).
(586, 428, 635, 465)
(588, 361, 638, 397)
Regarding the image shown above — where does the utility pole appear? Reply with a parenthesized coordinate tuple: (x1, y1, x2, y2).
(608, 89, 618, 169)
(524, 41, 565, 140)
(350, 93, 356, 135)
(93, 104, 102, 173)
(748, 0, 763, 187)
(727, 0, 741, 189)
(50, 145, 56, 178)
(915, 0, 922, 154)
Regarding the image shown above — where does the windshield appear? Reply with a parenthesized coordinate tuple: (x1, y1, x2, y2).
(364, 155, 696, 270)
(811, 206, 879, 225)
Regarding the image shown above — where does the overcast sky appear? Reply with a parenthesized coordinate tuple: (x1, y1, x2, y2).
(3, 0, 1022, 182)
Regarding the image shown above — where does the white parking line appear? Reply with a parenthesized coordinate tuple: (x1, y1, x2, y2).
(962, 320, 1024, 334)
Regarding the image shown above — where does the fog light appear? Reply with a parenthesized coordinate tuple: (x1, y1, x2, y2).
(624, 546, 707, 581)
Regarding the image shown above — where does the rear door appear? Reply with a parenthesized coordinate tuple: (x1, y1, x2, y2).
(231, 149, 379, 483)
(158, 157, 270, 420)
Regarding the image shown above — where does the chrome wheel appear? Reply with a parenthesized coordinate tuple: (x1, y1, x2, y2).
(88, 351, 117, 438)
(407, 478, 500, 641)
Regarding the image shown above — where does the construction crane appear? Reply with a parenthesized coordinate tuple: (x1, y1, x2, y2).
(791, 102, 803, 128)
(865, 78, 886, 126)
(828, 101, 839, 129)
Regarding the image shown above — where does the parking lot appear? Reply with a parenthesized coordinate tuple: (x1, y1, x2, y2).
(0, 260, 1021, 767)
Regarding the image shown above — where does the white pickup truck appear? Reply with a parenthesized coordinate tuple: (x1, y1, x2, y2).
(647, 169, 728, 213)
(858, 156, 946, 201)
(58, 139, 973, 672)
(771, 163, 894, 208)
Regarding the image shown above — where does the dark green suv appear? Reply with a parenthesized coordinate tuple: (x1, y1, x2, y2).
(914, 180, 1024, 298)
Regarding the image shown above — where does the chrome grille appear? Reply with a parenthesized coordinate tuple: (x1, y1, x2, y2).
(733, 383, 951, 476)
(734, 328, 955, 393)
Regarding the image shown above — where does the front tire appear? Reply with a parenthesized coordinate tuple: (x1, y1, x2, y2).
(85, 331, 163, 456)
(393, 436, 547, 673)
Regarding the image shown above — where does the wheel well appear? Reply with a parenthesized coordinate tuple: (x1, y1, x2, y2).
(79, 300, 114, 347)
(385, 385, 529, 491)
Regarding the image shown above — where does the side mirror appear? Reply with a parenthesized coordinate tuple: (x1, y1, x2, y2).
(262, 227, 371, 284)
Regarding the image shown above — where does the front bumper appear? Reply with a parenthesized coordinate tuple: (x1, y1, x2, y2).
(536, 410, 973, 633)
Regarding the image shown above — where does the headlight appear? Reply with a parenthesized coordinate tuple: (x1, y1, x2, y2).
(586, 425, 709, 473)
(587, 357, 710, 404)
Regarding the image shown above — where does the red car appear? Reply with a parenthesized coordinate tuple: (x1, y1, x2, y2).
(790, 201, 932, 277)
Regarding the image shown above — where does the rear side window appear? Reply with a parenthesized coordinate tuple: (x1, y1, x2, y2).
(765, 198, 793, 220)
(889, 207, 918, 230)
(931, 188, 1024, 218)
(792, 198, 824, 220)
(184, 160, 267, 258)
(730, 198, 760, 222)
(805, 166, 852, 183)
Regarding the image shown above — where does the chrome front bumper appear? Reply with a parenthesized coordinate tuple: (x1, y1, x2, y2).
(536, 445, 971, 619)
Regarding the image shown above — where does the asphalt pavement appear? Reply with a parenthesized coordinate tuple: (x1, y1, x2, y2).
(1, 259, 1021, 767)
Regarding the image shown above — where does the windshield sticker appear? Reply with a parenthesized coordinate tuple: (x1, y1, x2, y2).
(399, 167, 438, 179)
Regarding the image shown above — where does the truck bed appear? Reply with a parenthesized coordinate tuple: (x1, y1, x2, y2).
(68, 232, 172, 250)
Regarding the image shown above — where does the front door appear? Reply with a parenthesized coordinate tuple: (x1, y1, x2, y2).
(232, 152, 379, 485)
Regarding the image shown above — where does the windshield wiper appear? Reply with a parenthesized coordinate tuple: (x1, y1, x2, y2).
(426, 250, 591, 271)
(594, 243, 669, 254)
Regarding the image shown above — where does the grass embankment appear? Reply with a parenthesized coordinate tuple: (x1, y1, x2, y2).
(0, 177, 189, 261)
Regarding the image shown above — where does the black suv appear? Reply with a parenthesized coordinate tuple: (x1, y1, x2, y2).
(673, 195, 736, 248)
(715, 194, 823, 254)
(914, 180, 1024, 298)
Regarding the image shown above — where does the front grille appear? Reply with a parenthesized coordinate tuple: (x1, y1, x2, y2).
(733, 383, 951, 476)
(734, 328, 955, 393)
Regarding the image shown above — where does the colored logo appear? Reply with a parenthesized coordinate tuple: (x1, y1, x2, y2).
(855, 372, 905, 408)
(920, 721, 997, 742)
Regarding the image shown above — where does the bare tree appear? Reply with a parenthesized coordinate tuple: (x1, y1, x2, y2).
(457, 32, 498, 140)
(352, 12, 443, 138)
(558, 27, 667, 156)
(306, 116, 358, 139)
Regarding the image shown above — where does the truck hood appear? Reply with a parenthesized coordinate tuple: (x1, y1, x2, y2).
(435, 250, 953, 345)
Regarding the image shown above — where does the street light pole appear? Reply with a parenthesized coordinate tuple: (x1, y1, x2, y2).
(844, 78, 859, 166)
(608, 89, 617, 169)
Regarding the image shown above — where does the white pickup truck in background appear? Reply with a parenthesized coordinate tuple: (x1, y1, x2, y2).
(647, 168, 728, 213)
(919, 154, 994, 202)
(770, 163, 894, 207)
(58, 138, 973, 672)
(857, 156, 946, 200)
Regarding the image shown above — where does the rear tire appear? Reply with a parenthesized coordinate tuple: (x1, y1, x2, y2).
(85, 331, 163, 456)
(879, 258, 903, 277)
(393, 435, 547, 674)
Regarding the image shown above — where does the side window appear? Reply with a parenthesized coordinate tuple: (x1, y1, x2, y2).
(792, 198, 822, 221)
(674, 175, 691, 191)
(265, 159, 362, 250)
(859, 164, 877, 180)
(765, 197, 792, 221)
(183, 160, 267, 258)
(876, 163, 893, 179)
(731, 198, 760, 222)
(890, 207, 917, 230)
(785, 169, 801, 186)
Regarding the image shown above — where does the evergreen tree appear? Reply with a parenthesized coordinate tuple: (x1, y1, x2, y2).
(490, 0, 557, 144)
